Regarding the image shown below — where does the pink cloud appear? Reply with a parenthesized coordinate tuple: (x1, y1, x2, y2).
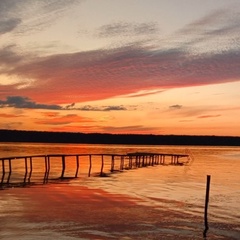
(1, 9, 240, 106)
(1, 44, 240, 105)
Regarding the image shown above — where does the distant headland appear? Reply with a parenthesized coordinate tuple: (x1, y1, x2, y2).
(0, 129, 240, 146)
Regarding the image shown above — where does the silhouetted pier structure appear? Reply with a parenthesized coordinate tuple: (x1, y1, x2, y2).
(0, 152, 190, 188)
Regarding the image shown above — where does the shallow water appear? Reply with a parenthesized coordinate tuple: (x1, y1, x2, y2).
(0, 143, 240, 239)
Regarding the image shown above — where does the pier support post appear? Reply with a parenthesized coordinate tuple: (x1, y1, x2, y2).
(7, 159, 12, 184)
(110, 155, 115, 172)
(1, 160, 5, 184)
(129, 156, 132, 169)
(28, 157, 33, 183)
(142, 156, 144, 167)
(120, 156, 124, 171)
(44, 156, 49, 183)
(23, 157, 28, 183)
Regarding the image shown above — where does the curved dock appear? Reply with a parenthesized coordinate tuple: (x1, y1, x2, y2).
(0, 152, 190, 188)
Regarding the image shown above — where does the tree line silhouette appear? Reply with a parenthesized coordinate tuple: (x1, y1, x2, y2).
(0, 129, 240, 146)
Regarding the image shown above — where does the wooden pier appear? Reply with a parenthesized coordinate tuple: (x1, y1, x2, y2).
(0, 152, 190, 188)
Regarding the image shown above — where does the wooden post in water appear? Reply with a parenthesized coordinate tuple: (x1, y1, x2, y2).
(43, 156, 50, 183)
(100, 155, 104, 176)
(129, 156, 132, 169)
(23, 157, 28, 183)
(61, 155, 65, 178)
(203, 175, 211, 238)
(7, 159, 12, 184)
(28, 157, 33, 183)
(75, 155, 79, 178)
(120, 156, 124, 171)
(136, 155, 139, 168)
(110, 155, 115, 172)
(142, 156, 145, 167)
(161, 155, 164, 165)
(44, 156, 47, 183)
(88, 155, 92, 177)
(47, 156, 50, 180)
(1, 160, 5, 184)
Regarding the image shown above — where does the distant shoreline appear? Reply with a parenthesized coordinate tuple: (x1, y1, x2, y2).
(1, 129, 240, 146)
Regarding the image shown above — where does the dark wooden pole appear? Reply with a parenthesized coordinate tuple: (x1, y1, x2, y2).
(110, 155, 115, 172)
(129, 156, 132, 169)
(7, 159, 12, 184)
(203, 175, 211, 238)
(61, 155, 65, 178)
(100, 155, 104, 176)
(23, 157, 28, 183)
(44, 156, 48, 183)
(47, 156, 50, 180)
(28, 157, 33, 183)
(75, 155, 79, 178)
(88, 155, 92, 177)
(120, 156, 124, 171)
(1, 160, 5, 184)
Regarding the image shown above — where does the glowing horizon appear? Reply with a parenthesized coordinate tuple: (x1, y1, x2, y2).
(1, 0, 240, 136)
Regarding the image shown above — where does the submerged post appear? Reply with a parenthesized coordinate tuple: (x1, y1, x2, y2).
(75, 155, 79, 178)
(7, 159, 12, 184)
(203, 175, 211, 238)
(23, 157, 28, 183)
(1, 160, 5, 184)
(28, 157, 33, 183)
(100, 155, 104, 176)
(44, 156, 48, 183)
(88, 155, 92, 177)
(110, 155, 115, 172)
(61, 155, 65, 178)
(129, 156, 132, 169)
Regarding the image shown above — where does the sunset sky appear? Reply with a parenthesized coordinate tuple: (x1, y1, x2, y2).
(1, 0, 240, 136)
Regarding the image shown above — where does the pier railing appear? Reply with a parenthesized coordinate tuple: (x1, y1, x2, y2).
(0, 152, 189, 188)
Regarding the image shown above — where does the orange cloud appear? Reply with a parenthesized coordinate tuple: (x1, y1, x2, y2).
(50, 125, 101, 133)
(35, 114, 95, 126)
(50, 124, 161, 134)
(197, 114, 221, 119)
(41, 112, 60, 117)
(0, 113, 20, 118)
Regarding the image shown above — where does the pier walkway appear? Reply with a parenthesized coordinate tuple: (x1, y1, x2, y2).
(0, 152, 190, 188)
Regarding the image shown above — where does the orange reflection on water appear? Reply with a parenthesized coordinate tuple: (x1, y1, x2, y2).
(0, 184, 201, 239)
(1, 183, 239, 240)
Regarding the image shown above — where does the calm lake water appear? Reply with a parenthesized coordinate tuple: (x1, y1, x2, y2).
(0, 142, 240, 239)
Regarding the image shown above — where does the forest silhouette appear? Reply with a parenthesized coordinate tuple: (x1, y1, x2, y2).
(0, 129, 240, 146)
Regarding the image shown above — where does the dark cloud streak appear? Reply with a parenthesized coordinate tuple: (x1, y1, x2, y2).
(97, 22, 159, 38)
(169, 105, 183, 109)
(0, 96, 61, 110)
(0, 0, 81, 35)
(0, 96, 128, 111)
(77, 105, 127, 111)
(0, 18, 21, 35)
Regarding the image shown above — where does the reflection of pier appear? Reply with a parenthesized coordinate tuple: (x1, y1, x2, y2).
(0, 152, 190, 188)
